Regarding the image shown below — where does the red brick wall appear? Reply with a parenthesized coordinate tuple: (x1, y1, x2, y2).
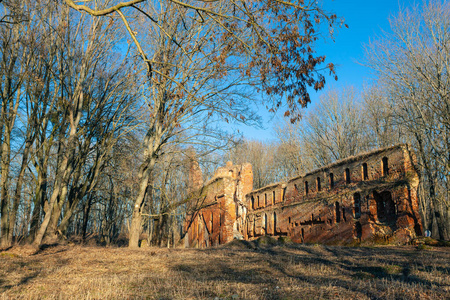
(244, 145, 422, 245)
(184, 145, 423, 248)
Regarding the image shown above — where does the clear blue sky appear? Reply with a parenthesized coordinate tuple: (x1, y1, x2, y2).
(236, 0, 423, 141)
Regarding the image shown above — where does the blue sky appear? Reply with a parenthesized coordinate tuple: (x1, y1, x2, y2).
(236, 0, 423, 141)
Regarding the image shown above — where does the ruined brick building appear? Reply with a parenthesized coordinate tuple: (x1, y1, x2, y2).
(183, 144, 423, 247)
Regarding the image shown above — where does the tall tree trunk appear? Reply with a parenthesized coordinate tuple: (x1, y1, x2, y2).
(32, 132, 76, 247)
(0, 130, 11, 247)
(128, 127, 162, 248)
(82, 194, 93, 240)
(8, 132, 34, 243)
(128, 177, 150, 248)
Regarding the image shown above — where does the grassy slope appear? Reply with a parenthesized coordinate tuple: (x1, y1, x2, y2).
(0, 242, 449, 299)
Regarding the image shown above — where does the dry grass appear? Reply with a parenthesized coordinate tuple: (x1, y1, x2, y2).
(0, 241, 449, 299)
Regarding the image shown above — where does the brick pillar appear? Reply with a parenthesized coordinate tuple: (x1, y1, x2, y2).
(188, 157, 203, 193)
(241, 163, 253, 196)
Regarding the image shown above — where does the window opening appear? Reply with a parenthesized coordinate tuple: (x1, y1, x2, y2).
(345, 168, 351, 184)
(382, 157, 389, 176)
(374, 191, 395, 222)
(362, 163, 368, 180)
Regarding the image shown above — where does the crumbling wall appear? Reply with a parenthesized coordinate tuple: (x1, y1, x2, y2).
(184, 144, 423, 248)
(244, 144, 422, 245)
(183, 162, 253, 248)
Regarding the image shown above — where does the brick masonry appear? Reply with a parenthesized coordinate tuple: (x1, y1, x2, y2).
(183, 144, 423, 247)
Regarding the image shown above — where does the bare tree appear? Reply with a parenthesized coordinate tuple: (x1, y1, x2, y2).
(62, 0, 343, 248)
(275, 87, 368, 176)
(364, 0, 450, 240)
(228, 139, 280, 189)
(361, 84, 404, 149)
(0, 0, 36, 247)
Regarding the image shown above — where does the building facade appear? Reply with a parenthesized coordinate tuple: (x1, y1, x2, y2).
(183, 145, 423, 247)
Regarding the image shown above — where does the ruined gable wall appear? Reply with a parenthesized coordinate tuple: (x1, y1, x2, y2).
(183, 162, 253, 248)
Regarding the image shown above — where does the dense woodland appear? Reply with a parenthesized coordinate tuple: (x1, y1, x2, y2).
(0, 0, 448, 249)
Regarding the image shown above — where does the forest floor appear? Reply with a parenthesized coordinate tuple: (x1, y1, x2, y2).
(0, 240, 449, 300)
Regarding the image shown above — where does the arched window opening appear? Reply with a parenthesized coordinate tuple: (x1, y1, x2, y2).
(329, 173, 334, 188)
(317, 177, 321, 191)
(251, 196, 255, 210)
(257, 195, 260, 208)
(382, 157, 389, 176)
(353, 193, 361, 219)
(335, 201, 341, 223)
(273, 190, 276, 204)
(304, 181, 309, 195)
(265, 193, 267, 207)
(345, 168, 351, 184)
(362, 163, 368, 180)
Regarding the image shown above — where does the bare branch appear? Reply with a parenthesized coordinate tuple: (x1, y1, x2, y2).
(63, 0, 145, 16)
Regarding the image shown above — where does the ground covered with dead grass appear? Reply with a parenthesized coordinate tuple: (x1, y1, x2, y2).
(0, 241, 449, 299)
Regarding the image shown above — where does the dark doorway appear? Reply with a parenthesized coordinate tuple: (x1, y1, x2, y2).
(353, 193, 361, 218)
(273, 212, 277, 235)
(264, 213, 267, 235)
(354, 222, 362, 241)
(335, 201, 341, 223)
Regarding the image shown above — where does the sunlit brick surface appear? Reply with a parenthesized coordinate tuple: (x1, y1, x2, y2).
(184, 145, 423, 247)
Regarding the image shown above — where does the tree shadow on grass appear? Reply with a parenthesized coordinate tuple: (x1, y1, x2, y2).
(0, 253, 71, 294)
(268, 244, 446, 298)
